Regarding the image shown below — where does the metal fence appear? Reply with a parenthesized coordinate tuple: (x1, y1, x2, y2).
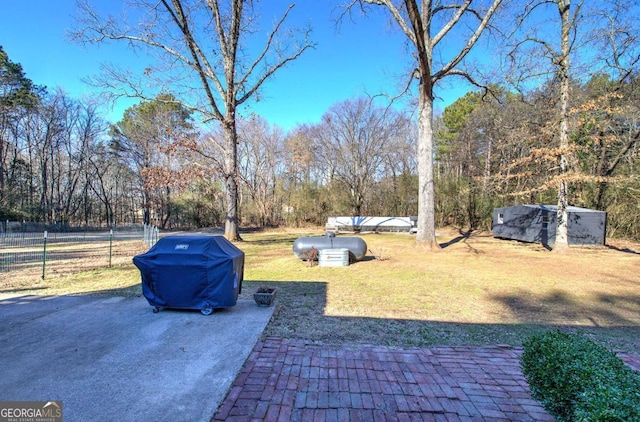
(0, 220, 147, 234)
(0, 224, 159, 275)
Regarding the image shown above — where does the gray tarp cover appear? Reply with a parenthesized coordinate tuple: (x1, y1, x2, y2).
(133, 235, 244, 310)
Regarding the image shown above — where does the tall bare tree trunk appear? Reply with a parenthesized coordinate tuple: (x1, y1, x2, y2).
(354, 0, 502, 251)
(223, 117, 241, 240)
(0, 118, 5, 198)
(416, 81, 439, 249)
(483, 137, 492, 194)
(555, 0, 571, 251)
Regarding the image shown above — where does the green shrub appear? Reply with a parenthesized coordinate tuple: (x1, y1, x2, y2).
(521, 330, 640, 421)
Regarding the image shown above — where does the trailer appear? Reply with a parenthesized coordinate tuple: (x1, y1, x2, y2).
(326, 216, 416, 233)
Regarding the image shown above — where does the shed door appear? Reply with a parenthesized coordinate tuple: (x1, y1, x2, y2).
(541, 211, 550, 232)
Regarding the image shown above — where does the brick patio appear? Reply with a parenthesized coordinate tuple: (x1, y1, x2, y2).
(214, 338, 640, 421)
(214, 338, 561, 421)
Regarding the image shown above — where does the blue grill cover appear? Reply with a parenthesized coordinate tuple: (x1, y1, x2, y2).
(133, 235, 244, 311)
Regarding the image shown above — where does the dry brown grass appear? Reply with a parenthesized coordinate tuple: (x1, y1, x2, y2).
(1, 240, 147, 295)
(239, 228, 640, 351)
(2, 228, 639, 350)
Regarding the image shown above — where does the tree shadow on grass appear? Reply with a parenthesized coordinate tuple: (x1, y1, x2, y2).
(243, 234, 302, 246)
(242, 280, 640, 352)
(491, 289, 640, 327)
(606, 244, 640, 255)
(439, 229, 473, 249)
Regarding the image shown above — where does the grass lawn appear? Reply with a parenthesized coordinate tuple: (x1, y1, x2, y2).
(3, 228, 639, 351)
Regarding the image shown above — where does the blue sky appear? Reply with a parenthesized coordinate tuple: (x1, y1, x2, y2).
(1, 1, 472, 131)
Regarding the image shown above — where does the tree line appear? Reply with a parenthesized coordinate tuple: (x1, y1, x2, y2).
(2, 45, 638, 240)
(1, 0, 639, 242)
(435, 76, 639, 240)
(1, 47, 138, 228)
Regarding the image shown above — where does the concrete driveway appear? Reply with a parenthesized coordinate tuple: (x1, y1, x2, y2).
(0, 294, 274, 422)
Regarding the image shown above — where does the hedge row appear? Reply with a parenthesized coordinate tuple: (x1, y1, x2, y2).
(521, 330, 640, 421)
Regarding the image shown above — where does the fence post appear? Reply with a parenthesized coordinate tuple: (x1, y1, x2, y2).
(109, 229, 113, 268)
(41, 231, 48, 280)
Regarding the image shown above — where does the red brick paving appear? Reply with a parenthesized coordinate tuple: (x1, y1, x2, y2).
(214, 338, 640, 421)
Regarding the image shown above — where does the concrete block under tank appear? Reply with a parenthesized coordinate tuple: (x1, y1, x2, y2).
(293, 236, 367, 261)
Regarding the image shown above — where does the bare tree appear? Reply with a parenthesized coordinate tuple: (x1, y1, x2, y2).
(588, 0, 640, 210)
(505, 0, 586, 250)
(346, 0, 503, 249)
(590, 0, 640, 85)
(311, 97, 407, 216)
(87, 143, 122, 226)
(553, 0, 575, 250)
(237, 116, 285, 226)
(280, 126, 326, 226)
(73, 0, 314, 240)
